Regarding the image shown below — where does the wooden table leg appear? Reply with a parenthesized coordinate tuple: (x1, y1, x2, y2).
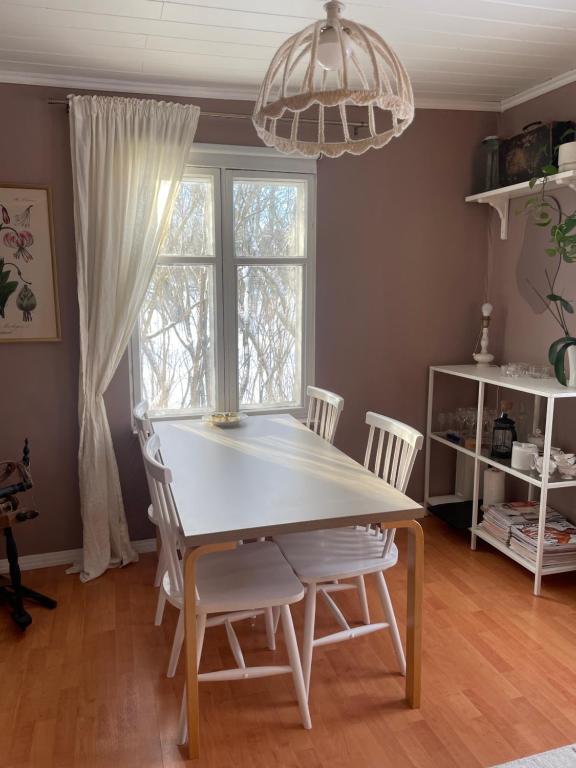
(183, 542, 235, 761)
(381, 519, 424, 708)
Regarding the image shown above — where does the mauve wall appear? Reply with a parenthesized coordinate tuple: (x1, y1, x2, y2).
(0, 82, 495, 557)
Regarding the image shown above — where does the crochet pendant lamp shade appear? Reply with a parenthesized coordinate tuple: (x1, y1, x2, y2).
(252, 1, 415, 158)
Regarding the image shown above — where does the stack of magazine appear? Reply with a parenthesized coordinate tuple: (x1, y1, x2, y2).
(480, 501, 576, 566)
(480, 501, 557, 545)
(510, 518, 576, 565)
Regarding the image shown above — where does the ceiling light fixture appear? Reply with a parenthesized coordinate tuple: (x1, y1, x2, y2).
(252, 1, 414, 158)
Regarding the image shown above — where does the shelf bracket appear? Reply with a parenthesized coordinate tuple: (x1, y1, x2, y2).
(479, 197, 509, 240)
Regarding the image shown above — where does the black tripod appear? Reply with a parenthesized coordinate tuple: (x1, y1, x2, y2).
(0, 440, 57, 630)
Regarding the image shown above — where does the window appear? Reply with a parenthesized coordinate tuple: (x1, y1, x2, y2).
(132, 148, 316, 419)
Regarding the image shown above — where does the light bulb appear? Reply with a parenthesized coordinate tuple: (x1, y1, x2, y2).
(317, 26, 352, 71)
(481, 302, 493, 317)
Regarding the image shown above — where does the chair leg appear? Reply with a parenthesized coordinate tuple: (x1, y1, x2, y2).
(376, 571, 406, 676)
(177, 614, 206, 746)
(167, 610, 185, 678)
(264, 607, 276, 651)
(177, 684, 187, 746)
(302, 581, 317, 697)
(356, 575, 371, 625)
(272, 605, 281, 633)
(154, 587, 167, 627)
(280, 605, 312, 730)
(153, 544, 165, 588)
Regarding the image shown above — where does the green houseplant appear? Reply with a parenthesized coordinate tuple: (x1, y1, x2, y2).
(526, 161, 576, 386)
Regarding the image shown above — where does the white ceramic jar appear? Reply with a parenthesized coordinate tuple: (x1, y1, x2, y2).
(511, 441, 539, 470)
(558, 141, 576, 172)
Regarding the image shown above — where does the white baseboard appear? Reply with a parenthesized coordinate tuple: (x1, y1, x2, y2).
(0, 538, 157, 575)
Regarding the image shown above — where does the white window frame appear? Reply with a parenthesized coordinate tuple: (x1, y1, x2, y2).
(130, 144, 316, 422)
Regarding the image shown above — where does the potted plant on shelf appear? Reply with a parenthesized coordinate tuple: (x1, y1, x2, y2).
(526, 163, 576, 387)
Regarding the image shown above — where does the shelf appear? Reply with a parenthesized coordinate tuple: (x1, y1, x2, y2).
(431, 364, 576, 398)
(471, 527, 576, 576)
(430, 432, 475, 457)
(430, 432, 576, 489)
(427, 363, 576, 594)
(465, 169, 576, 240)
(427, 494, 466, 506)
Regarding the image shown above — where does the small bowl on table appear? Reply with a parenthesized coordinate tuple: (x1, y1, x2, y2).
(202, 412, 247, 428)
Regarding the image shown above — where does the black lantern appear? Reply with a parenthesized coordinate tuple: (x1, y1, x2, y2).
(491, 401, 517, 460)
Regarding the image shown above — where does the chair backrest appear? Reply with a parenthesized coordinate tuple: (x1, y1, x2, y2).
(306, 385, 344, 444)
(363, 412, 423, 558)
(133, 400, 153, 450)
(364, 411, 423, 493)
(143, 433, 184, 598)
(133, 400, 157, 508)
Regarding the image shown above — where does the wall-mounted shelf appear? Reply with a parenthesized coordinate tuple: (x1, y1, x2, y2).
(465, 169, 576, 240)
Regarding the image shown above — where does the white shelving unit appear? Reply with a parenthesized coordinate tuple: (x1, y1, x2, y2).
(465, 169, 576, 240)
(424, 364, 576, 595)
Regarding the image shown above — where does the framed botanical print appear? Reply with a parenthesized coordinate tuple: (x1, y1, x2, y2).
(0, 185, 60, 342)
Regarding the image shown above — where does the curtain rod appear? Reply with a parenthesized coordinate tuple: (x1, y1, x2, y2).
(47, 99, 368, 130)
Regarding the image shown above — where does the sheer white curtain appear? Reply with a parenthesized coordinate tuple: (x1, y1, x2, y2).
(69, 95, 199, 581)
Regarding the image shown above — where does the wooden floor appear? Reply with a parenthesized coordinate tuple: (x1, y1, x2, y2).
(3, 517, 576, 768)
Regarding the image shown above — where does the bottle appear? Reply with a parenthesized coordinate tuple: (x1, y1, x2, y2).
(482, 136, 500, 192)
(491, 400, 517, 460)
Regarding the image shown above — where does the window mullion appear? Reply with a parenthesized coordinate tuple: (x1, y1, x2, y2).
(212, 167, 227, 414)
(221, 169, 239, 412)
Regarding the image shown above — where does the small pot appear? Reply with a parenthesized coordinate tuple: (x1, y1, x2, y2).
(558, 141, 576, 172)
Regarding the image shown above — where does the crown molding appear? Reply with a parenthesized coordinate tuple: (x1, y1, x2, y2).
(415, 97, 500, 113)
(7, 65, 576, 115)
(0, 69, 259, 102)
(0, 68, 502, 112)
(501, 68, 576, 112)
(3, 62, 576, 115)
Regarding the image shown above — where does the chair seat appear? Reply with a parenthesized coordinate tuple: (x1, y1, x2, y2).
(274, 527, 398, 583)
(161, 541, 304, 614)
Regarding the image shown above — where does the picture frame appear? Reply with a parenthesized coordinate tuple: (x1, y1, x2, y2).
(0, 184, 60, 342)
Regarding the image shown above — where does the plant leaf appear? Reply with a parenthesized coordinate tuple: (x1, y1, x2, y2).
(545, 248, 557, 256)
(553, 340, 576, 386)
(0, 280, 18, 317)
(561, 299, 574, 313)
(542, 164, 559, 176)
(549, 337, 576, 365)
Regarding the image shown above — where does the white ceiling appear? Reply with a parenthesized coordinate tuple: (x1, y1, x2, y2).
(1, 0, 576, 111)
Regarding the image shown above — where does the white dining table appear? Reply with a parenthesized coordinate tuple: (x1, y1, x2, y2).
(154, 414, 424, 760)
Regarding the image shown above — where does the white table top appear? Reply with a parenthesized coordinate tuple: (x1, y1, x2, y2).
(431, 364, 576, 398)
(154, 414, 423, 546)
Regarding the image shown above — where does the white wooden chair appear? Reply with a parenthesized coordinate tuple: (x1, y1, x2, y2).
(133, 401, 165, 590)
(275, 411, 423, 696)
(143, 433, 312, 739)
(306, 385, 344, 444)
(305, 385, 375, 627)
